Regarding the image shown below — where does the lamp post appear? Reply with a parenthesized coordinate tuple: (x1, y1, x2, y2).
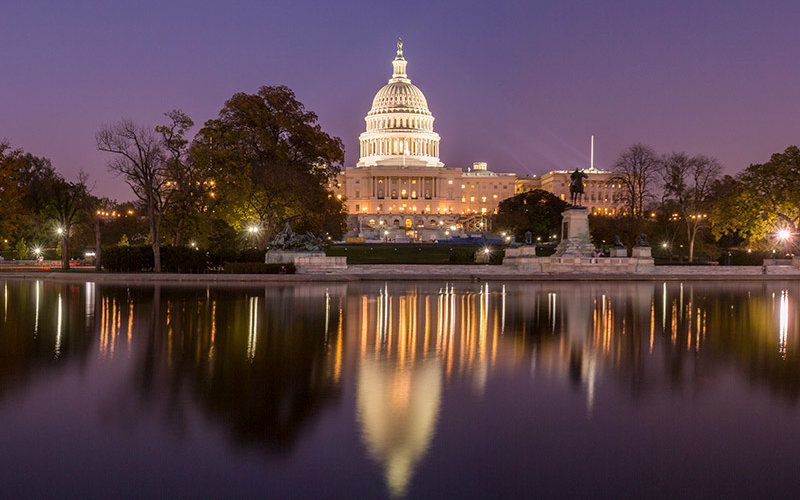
(777, 228, 792, 256)
(247, 225, 260, 249)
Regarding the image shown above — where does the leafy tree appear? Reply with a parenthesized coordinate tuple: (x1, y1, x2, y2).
(42, 173, 91, 270)
(156, 110, 216, 246)
(0, 142, 25, 239)
(193, 86, 346, 247)
(711, 146, 800, 245)
(660, 152, 721, 262)
(494, 189, 568, 241)
(14, 238, 27, 260)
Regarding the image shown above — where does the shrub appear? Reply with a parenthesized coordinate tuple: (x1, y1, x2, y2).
(102, 245, 209, 273)
(222, 262, 295, 274)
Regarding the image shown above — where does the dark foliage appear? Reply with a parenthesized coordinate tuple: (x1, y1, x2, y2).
(102, 245, 209, 273)
(494, 189, 568, 241)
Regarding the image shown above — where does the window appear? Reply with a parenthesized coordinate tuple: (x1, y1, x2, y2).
(355, 190, 360, 198)
(355, 204, 360, 211)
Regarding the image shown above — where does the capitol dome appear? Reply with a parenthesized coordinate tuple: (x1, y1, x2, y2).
(369, 81, 430, 116)
(357, 39, 442, 168)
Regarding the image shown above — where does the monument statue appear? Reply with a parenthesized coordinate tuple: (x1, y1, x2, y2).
(614, 235, 625, 248)
(569, 168, 588, 207)
(269, 223, 323, 252)
(636, 233, 650, 247)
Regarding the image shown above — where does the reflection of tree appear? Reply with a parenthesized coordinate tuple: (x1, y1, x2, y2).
(687, 284, 800, 401)
(0, 281, 95, 402)
(126, 284, 341, 452)
(498, 281, 800, 406)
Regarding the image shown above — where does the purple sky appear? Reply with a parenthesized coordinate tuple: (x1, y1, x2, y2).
(3, 0, 799, 201)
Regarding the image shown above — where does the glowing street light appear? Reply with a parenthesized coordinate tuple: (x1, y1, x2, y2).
(662, 242, 669, 248)
(777, 228, 792, 241)
(247, 226, 259, 234)
(56, 227, 64, 235)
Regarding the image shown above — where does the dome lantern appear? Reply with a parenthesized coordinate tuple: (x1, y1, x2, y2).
(391, 38, 408, 81)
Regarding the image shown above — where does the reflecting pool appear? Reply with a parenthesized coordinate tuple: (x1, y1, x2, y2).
(1, 279, 800, 497)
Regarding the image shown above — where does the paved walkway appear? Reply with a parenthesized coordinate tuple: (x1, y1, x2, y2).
(2, 264, 800, 283)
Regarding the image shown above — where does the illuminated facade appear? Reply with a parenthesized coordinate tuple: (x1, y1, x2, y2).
(332, 39, 625, 240)
(515, 168, 625, 216)
(333, 40, 516, 241)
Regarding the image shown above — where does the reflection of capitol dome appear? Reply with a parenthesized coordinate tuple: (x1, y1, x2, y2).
(358, 39, 443, 168)
(356, 358, 442, 497)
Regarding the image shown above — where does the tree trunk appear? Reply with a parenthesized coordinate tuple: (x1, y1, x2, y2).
(173, 216, 185, 246)
(687, 225, 695, 263)
(61, 229, 70, 270)
(152, 223, 161, 273)
(147, 195, 161, 273)
(94, 218, 102, 270)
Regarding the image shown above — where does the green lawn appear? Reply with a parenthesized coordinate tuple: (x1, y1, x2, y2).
(326, 244, 505, 265)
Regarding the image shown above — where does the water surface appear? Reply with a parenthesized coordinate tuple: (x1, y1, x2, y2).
(1, 279, 799, 498)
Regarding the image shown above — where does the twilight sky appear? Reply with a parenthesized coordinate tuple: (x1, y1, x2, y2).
(2, 0, 799, 201)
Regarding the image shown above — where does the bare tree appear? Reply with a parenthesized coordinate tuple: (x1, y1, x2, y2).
(610, 144, 660, 218)
(661, 152, 721, 262)
(97, 119, 168, 272)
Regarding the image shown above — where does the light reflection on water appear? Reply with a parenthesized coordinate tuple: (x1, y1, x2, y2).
(0, 279, 799, 497)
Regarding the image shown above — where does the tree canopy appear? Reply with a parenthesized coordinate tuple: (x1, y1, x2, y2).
(494, 189, 568, 241)
(712, 146, 800, 244)
(193, 85, 346, 245)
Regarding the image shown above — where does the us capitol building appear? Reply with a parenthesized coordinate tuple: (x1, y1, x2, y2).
(333, 40, 622, 242)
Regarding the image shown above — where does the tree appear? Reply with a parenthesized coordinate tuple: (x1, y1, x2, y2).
(43, 173, 90, 270)
(193, 86, 346, 247)
(610, 144, 660, 218)
(0, 142, 26, 239)
(156, 110, 216, 245)
(494, 189, 568, 241)
(711, 146, 800, 245)
(97, 116, 178, 272)
(660, 152, 721, 262)
(14, 238, 27, 260)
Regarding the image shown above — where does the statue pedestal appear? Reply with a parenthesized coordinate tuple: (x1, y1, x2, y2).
(631, 246, 652, 258)
(265, 250, 325, 264)
(554, 208, 596, 257)
(610, 247, 627, 257)
(265, 251, 347, 272)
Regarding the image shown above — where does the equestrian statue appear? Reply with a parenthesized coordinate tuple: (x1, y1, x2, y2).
(569, 168, 588, 207)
